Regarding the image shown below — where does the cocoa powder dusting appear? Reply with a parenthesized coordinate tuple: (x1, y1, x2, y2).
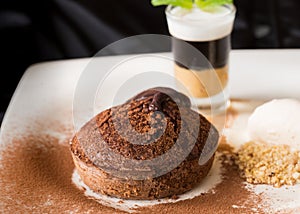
(0, 104, 265, 213)
(0, 131, 126, 214)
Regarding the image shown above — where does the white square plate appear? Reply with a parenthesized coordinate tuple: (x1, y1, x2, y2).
(1, 49, 300, 213)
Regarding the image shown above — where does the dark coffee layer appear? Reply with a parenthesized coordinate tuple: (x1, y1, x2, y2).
(172, 35, 230, 70)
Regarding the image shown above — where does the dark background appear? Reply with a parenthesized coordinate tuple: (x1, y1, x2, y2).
(1, 0, 300, 124)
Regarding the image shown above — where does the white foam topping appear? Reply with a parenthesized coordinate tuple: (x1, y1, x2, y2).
(166, 5, 236, 41)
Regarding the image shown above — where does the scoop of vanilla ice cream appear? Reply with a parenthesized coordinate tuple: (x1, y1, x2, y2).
(247, 98, 300, 151)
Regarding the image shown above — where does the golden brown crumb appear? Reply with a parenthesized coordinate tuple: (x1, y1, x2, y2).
(235, 142, 300, 187)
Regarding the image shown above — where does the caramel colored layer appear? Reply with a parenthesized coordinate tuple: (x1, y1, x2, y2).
(175, 64, 228, 98)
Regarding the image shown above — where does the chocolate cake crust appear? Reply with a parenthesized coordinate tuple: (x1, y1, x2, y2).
(70, 87, 219, 199)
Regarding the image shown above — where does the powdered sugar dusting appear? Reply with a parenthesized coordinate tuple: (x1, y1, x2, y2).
(245, 182, 300, 213)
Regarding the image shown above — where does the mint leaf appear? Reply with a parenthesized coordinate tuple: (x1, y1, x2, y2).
(151, 0, 233, 10)
(151, 0, 193, 9)
(195, 0, 233, 10)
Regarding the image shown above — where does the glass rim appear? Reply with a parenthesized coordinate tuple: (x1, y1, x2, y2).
(165, 4, 236, 22)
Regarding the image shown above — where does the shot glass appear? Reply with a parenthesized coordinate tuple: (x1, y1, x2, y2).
(165, 4, 236, 114)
